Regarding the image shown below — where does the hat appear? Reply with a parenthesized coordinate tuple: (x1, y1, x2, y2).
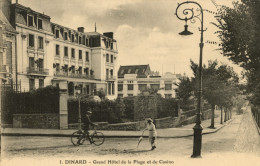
(146, 118, 153, 122)
(86, 111, 92, 115)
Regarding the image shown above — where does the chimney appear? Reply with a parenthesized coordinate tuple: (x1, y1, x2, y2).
(77, 27, 84, 33)
(103, 32, 113, 39)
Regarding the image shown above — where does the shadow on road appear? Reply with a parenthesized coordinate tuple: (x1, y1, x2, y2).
(100, 148, 150, 155)
(6, 144, 75, 152)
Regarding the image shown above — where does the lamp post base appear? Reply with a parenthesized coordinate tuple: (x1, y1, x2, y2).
(191, 124, 203, 158)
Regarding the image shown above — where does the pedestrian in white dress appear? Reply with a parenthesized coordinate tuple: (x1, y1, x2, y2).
(143, 118, 157, 150)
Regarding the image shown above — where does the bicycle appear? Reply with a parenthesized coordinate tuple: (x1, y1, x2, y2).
(71, 127, 105, 146)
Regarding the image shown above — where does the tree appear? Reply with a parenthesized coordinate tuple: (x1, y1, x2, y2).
(190, 60, 239, 128)
(213, 0, 260, 106)
(175, 76, 193, 106)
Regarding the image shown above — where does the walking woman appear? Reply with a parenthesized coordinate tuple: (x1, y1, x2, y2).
(143, 118, 157, 150)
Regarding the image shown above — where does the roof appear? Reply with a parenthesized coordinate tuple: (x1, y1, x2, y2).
(118, 65, 151, 78)
(0, 11, 16, 34)
(13, 3, 50, 19)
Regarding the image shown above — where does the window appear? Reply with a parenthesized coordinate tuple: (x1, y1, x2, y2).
(56, 45, 60, 55)
(71, 34, 75, 42)
(106, 69, 109, 79)
(79, 50, 82, 60)
(86, 38, 89, 46)
(55, 29, 59, 38)
(151, 84, 160, 91)
(86, 85, 90, 94)
(64, 47, 68, 57)
(28, 15, 33, 26)
(29, 34, 34, 47)
(39, 79, 44, 88)
(110, 69, 113, 77)
(118, 84, 123, 91)
(112, 83, 115, 95)
(64, 64, 68, 72)
(85, 67, 89, 76)
(78, 67, 82, 74)
(165, 84, 172, 90)
(38, 36, 43, 49)
(108, 82, 115, 95)
(29, 79, 35, 91)
(64, 32, 68, 40)
(70, 66, 75, 74)
(138, 84, 147, 91)
(111, 55, 114, 63)
(38, 19, 42, 29)
(128, 84, 134, 90)
(165, 94, 172, 98)
(86, 52, 89, 62)
(79, 36, 82, 44)
(106, 54, 109, 62)
(71, 48, 75, 58)
(29, 57, 34, 68)
(38, 59, 43, 69)
(56, 63, 60, 72)
(118, 94, 123, 97)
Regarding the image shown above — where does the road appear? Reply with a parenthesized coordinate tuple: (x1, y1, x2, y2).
(2, 113, 260, 166)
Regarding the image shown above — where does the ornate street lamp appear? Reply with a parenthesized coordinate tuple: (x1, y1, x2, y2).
(175, 1, 206, 158)
(75, 89, 82, 130)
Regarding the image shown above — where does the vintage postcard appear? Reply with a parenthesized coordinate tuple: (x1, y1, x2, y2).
(1, 0, 260, 166)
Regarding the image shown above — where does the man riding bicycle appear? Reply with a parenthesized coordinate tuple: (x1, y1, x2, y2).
(77, 111, 97, 145)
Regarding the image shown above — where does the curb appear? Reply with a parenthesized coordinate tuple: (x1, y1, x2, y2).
(1, 119, 234, 138)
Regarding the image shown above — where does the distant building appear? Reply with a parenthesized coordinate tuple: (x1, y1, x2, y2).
(117, 65, 181, 98)
(3, 1, 118, 99)
(0, 9, 17, 90)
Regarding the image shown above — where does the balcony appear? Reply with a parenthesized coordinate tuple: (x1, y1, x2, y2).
(54, 71, 95, 79)
(27, 67, 49, 75)
(0, 65, 8, 73)
(106, 75, 117, 80)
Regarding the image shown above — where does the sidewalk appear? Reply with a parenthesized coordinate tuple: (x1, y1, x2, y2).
(1, 114, 234, 138)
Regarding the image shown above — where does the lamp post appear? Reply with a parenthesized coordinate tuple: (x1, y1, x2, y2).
(175, 1, 206, 158)
(76, 89, 82, 130)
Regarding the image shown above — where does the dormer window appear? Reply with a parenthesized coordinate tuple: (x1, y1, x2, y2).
(79, 36, 82, 44)
(86, 38, 89, 46)
(64, 32, 68, 40)
(28, 15, 34, 26)
(38, 19, 43, 29)
(71, 34, 75, 42)
(55, 29, 59, 38)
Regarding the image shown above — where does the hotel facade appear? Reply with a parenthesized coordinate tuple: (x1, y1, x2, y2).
(2, 1, 118, 99)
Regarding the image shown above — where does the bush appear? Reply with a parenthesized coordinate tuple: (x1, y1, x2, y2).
(159, 98, 179, 118)
(68, 97, 125, 124)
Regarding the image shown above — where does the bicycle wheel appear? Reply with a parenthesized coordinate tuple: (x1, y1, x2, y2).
(71, 131, 86, 146)
(91, 132, 105, 146)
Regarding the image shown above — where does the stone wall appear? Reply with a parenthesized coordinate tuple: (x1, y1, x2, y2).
(154, 117, 179, 129)
(13, 114, 59, 129)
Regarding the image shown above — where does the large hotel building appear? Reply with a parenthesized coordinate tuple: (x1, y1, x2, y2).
(0, 0, 118, 99)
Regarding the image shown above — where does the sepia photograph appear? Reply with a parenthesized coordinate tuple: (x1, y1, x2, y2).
(0, 0, 260, 165)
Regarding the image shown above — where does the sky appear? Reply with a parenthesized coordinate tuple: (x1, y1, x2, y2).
(15, 0, 243, 77)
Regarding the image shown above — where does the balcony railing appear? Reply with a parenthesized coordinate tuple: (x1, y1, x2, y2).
(106, 75, 117, 80)
(54, 71, 95, 79)
(27, 67, 49, 75)
(0, 65, 8, 73)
